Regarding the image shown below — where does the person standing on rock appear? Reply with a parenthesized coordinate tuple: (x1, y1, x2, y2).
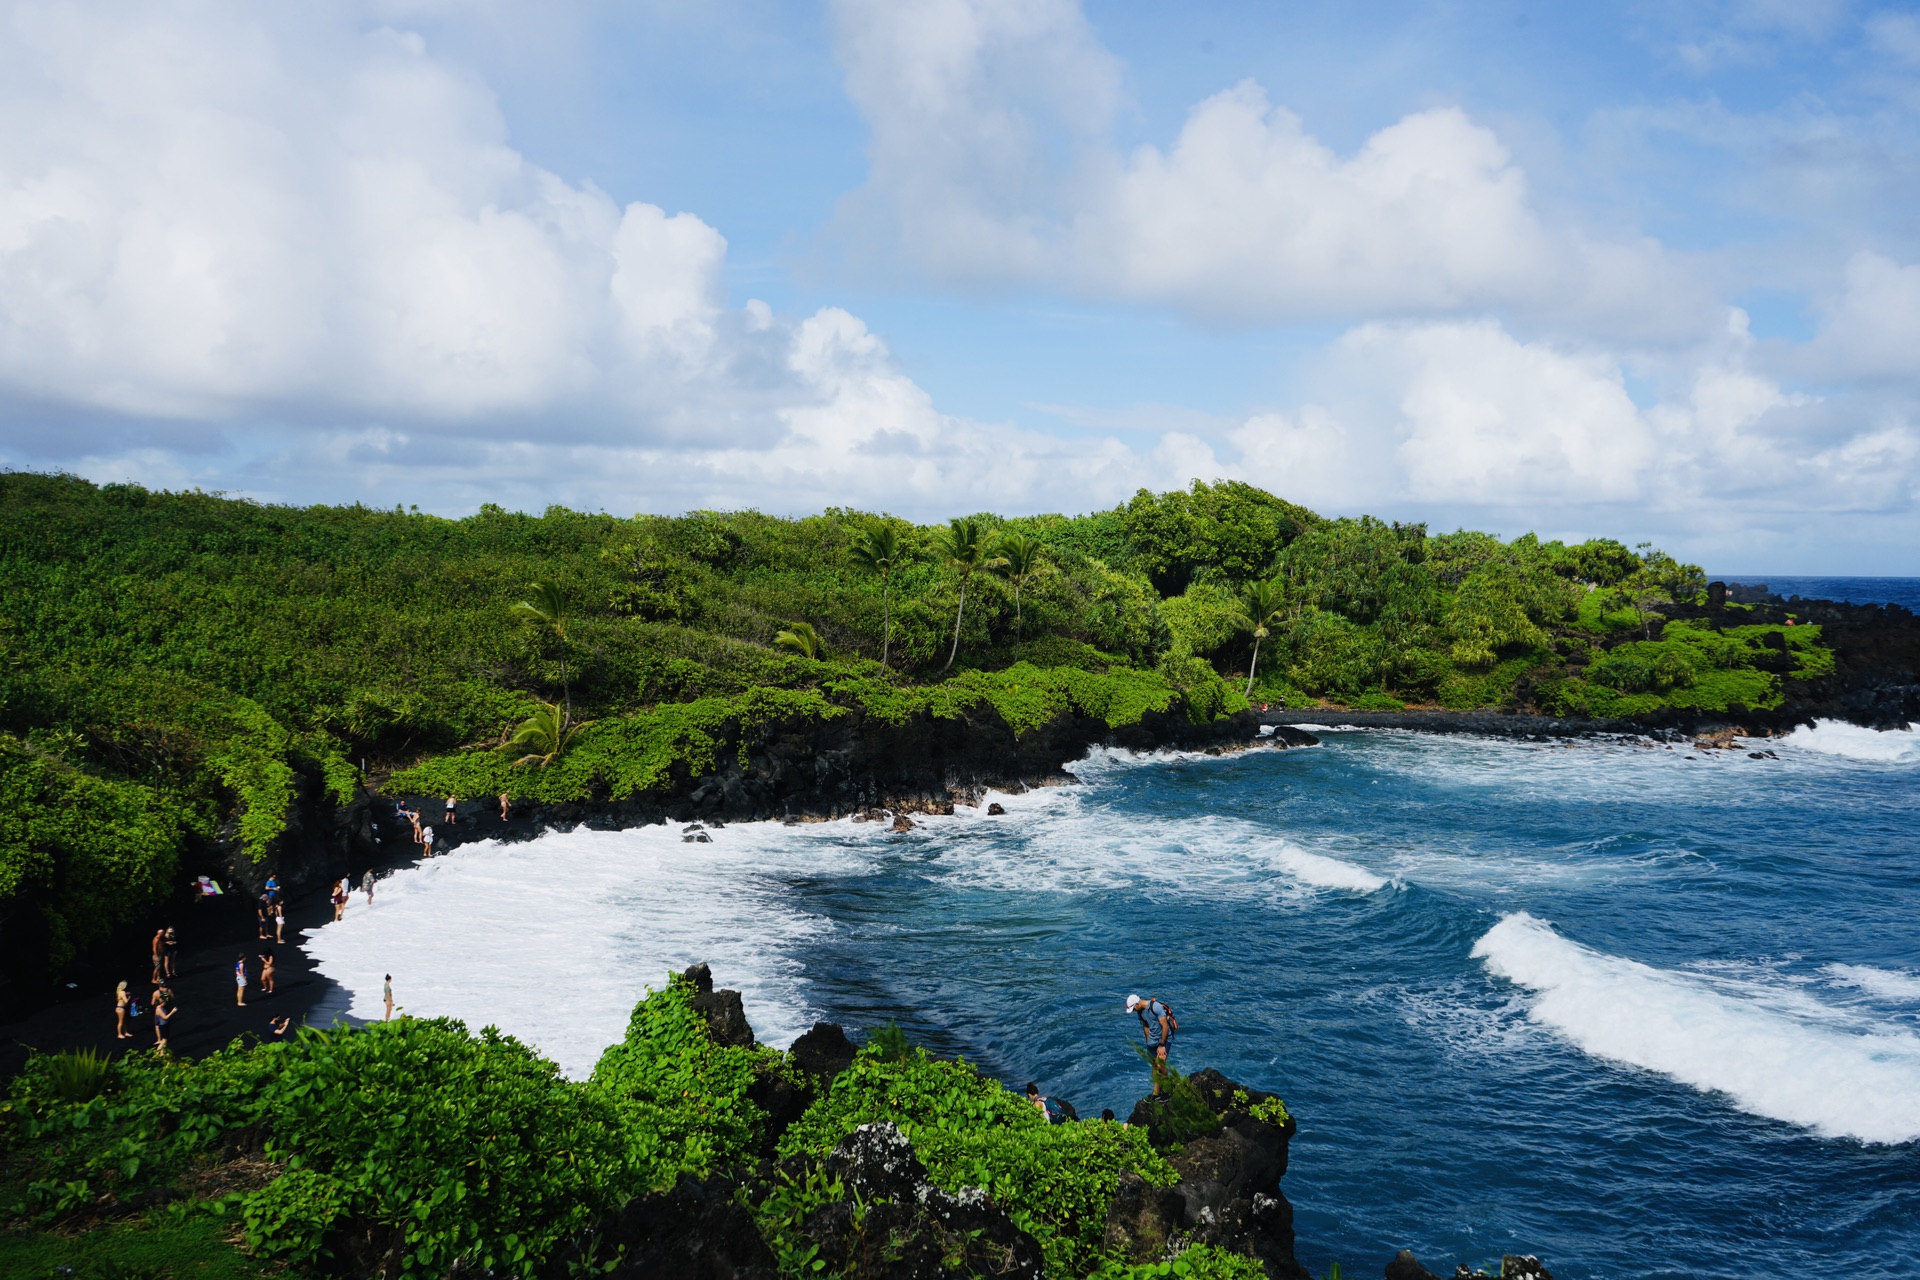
(421, 823, 435, 858)
(1126, 994, 1178, 1093)
(444, 794, 457, 826)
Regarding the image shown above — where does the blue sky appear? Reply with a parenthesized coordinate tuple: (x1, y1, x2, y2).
(1, 1, 1917, 570)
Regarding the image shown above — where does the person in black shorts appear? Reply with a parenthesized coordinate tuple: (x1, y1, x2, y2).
(1125, 994, 1178, 1093)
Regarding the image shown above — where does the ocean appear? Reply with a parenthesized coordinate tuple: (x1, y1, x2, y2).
(305, 720, 1920, 1279)
(1714, 575, 1920, 611)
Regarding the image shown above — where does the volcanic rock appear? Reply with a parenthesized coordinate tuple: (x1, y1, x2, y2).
(806, 1122, 1043, 1279)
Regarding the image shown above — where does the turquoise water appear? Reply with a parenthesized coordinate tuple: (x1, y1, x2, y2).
(312, 720, 1920, 1278)
(778, 725, 1920, 1279)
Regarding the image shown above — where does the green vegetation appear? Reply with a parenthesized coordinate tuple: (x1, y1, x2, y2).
(0, 471, 1829, 990)
(0, 971, 1282, 1278)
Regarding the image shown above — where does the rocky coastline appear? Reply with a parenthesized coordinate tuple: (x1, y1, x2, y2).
(565, 964, 1548, 1280)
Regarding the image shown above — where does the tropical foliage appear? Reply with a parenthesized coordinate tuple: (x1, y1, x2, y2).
(0, 971, 1279, 1279)
(0, 471, 1827, 990)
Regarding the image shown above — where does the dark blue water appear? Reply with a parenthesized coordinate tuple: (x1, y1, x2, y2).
(1716, 575, 1920, 611)
(781, 725, 1920, 1279)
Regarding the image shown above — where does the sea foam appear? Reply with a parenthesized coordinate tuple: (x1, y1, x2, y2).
(1778, 719, 1920, 764)
(1473, 913, 1920, 1144)
(303, 822, 871, 1077)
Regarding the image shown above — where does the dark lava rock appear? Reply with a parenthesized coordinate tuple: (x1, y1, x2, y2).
(685, 962, 756, 1049)
(789, 1021, 858, 1079)
(807, 1122, 1043, 1279)
(1101, 1172, 1186, 1263)
(891, 814, 914, 832)
(1386, 1249, 1443, 1280)
(602, 1173, 777, 1279)
(1118, 1069, 1306, 1279)
(987, 802, 1006, 815)
(1268, 726, 1320, 748)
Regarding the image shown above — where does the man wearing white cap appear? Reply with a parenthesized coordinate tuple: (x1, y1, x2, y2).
(1125, 993, 1177, 1093)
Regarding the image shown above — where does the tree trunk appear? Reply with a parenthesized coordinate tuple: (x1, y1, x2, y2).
(943, 575, 970, 672)
(880, 578, 892, 673)
(1244, 634, 1263, 698)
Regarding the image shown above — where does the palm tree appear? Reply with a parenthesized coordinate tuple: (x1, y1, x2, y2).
(1234, 579, 1287, 698)
(991, 533, 1045, 638)
(935, 517, 1001, 673)
(847, 525, 905, 672)
(507, 702, 593, 768)
(773, 620, 826, 660)
(511, 581, 572, 716)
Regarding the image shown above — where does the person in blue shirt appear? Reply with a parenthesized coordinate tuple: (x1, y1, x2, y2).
(1125, 994, 1178, 1093)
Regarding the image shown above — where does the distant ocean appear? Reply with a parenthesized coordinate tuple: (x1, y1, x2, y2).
(1716, 575, 1920, 611)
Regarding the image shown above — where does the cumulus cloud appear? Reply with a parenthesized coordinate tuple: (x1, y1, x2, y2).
(1224, 314, 1914, 522)
(1806, 251, 1920, 379)
(0, 0, 1182, 517)
(829, 0, 1708, 334)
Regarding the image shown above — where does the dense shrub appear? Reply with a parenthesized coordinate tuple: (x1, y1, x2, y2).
(779, 1047, 1176, 1275)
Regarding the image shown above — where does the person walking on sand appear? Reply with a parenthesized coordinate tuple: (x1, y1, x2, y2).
(331, 877, 349, 921)
(362, 868, 375, 905)
(1125, 994, 1179, 1094)
(499, 792, 510, 821)
(115, 981, 132, 1039)
(151, 929, 165, 984)
(163, 927, 179, 978)
(421, 824, 435, 858)
(383, 973, 394, 1021)
(258, 948, 276, 996)
(235, 954, 249, 1006)
(256, 892, 274, 940)
(274, 899, 286, 943)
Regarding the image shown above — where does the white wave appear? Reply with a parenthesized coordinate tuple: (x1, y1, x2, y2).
(1826, 963, 1920, 1003)
(1473, 913, 1920, 1144)
(1778, 719, 1920, 764)
(1272, 842, 1390, 893)
(303, 823, 875, 1077)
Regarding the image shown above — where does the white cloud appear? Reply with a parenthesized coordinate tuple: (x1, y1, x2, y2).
(829, 0, 1708, 334)
(0, 0, 1179, 518)
(1807, 251, 1920, 379)
(1224, 315, 1913, 522)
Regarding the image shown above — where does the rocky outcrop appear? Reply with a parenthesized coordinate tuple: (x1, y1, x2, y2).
(355, 702, 1264, 870)
(685, 962, 757, 1049)
(600, 1173, 779, 1280)
(804, 1122, 1045, 1280)
(1116, 1069, 1307, 1279)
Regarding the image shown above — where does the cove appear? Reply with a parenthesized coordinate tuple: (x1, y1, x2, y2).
(307, 725, 1920, 1280)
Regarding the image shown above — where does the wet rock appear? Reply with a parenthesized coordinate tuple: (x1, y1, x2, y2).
(1385, 1250, 1443, 1280)
(685, 963, 756, 1049)
(1267, 726, 1321, 748)
(1500, 1258, 1554, 1280)
(788, 1021, 858, 1080)
(987, 802, 1006, 815)
(684, 831, 713, 842)
(602, 1173, 777, 1280)
(807, 1122, 1043, 1279)
(891, 814, 914, 832)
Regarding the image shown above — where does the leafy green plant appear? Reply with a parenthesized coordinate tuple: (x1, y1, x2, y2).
(772, 621, 826, 660)
(864, 1022, 911, 1063)
(40, 1049, 114, 1104)
(240, 1167, 347, 1262)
